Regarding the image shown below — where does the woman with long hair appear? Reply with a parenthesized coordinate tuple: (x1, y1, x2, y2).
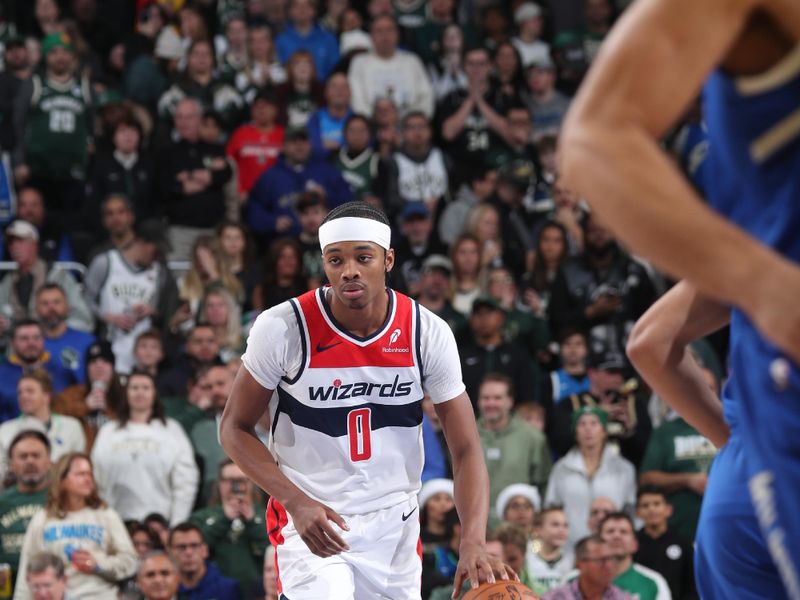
(91, 373, 199, 526)
(523, 221, 568, 318)
(466, 203, 504, 270)
(492, 41, 525, 105)
(252, 237, 308, 311)
(197, 285, 245, 362)
(237, 22, 287, 99)
(15, 453, 138, 598)
(427, 24, 468, 101)
(275, 50, 324, 127)
(450, 233, 485, 316)
(180, 234, 244, 317)
(216, 221, 260, 312)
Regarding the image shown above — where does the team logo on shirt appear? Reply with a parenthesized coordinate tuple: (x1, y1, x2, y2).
(308, 374, 413, 401)
(383, 328, 409, 353)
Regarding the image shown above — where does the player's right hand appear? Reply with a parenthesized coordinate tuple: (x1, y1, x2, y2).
(747, 260, 800, 367)
(285, 495, 350, 558)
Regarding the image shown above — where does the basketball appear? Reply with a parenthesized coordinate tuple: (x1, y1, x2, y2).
(462, 581, 540, 599)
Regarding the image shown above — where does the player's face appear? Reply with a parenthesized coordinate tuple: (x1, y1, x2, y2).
(540, 511, 569, 547)
(17, 378, 49, 417)
(323, 241, 394, 310)
(503, 495, 535, 529)
(9, 438, 51, 487)
(637, 494, 672, 528)
(600, 518, 637, 556)
(137, 555, 179, 600)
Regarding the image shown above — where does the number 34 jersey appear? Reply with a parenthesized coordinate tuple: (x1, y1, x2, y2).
(242, 287, 465, 514)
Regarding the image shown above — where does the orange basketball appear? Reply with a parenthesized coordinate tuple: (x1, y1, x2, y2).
(462, 581, 540, 599)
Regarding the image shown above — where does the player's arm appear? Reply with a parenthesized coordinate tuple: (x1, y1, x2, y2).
(219, 367, 350, 557)
(559, 0, 800, 363)
(627, 280, 730, 447)
(435, 393, 515, 595)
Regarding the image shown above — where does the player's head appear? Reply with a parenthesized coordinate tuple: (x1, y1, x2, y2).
(636, 485, 672, 529)
(319, 202, 394, 310)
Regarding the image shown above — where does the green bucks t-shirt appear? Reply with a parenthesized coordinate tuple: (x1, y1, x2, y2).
(615, 563, 664, 600)
(0, 487, 46, 575)
(640, 417, 717, 539)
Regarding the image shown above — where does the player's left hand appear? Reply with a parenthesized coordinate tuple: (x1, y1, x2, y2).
(452, 540, 518, 598)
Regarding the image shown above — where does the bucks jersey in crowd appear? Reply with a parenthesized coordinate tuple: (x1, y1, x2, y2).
(24, 72, 91, 181)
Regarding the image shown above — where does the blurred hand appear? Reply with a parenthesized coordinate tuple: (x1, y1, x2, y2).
(106, 312, 136, 332)
(13, 165, 30, 185)
(275, 215, 294, 232)
(192, 168, 213, 186)
(71, 549, 98, 574)
(85, 389, 107, 411)
(523, 289, 544, 314)
(586, 294, 622, 319)
(130, 303, 154, 320)
(686, 472, 708, 495)
(195, 246, 219, 279)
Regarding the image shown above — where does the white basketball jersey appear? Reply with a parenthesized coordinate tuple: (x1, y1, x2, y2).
(270, 287, 425, 514)
(98, 250, 158, 373)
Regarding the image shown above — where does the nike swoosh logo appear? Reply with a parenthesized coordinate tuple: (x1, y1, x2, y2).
(401, 506, 417, 522)
(316, 341, 342, 353)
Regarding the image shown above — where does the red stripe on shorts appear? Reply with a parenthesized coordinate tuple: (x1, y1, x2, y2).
(267, 497, 289, 594)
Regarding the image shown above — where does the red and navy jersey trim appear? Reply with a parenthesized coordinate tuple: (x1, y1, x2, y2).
(414, 301, 424, 383)
(316, 286, 395, 344)
(280, 298, 307, 386)
(275, 387, 423, 437)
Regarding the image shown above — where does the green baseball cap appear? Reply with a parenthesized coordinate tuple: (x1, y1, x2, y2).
(42, 32, 74, 55)
(571, 405, 609, 434)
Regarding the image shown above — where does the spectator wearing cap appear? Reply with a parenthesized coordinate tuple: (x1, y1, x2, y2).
(496, 482, 541, 536)
(87, 115, 157, 226)
(547, 355, 651, 468)
(226, 90, 285, 197)
(53, 340, 126, 451)
(295, 192, 329, 288)
(306, 72, 353, 157)
(157, 39, 245, 132)
(12, 32, 92, 232)
(375, 111, 450, 222)
(391, 203, 448, 297)
(436, 45, 511, 185)
(335, 114, 380, 201)
(348, 15, 434, 118)
(523, 55, 571, 139)
(0, 36, 31, 153)
(416, 255, 469, 343)
(512, 3, 550, 68)
(476, 373, 551, 524)
(548, 211, 659, 375)
(460, 298, 538, 409)
(0, 370, 85, 481)
(85, 220, 179, 374)
(156, 96, 233, 261)
(0, 320, 78, 421)
(0, 430, 51, 585)
(36, 283, 95, 386)
(545, 406, 637, 548)
(7, 186, 74, 264)
(245, 124, 352, 241)
(0, 220, 94, 339)
(276, 0, 339, 80)
(419, 478, 455, 549)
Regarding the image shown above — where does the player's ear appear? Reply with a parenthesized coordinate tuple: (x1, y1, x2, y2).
(384, 248, 395, 273)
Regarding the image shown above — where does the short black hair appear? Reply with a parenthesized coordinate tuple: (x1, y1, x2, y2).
(168, 522, 206, 546)
(321, 201, 390, 228)
(575, 534, 607, 561)
(637, 485, 669, 503)
(599, 511, 635, 533)
(11, 318, 42, 339)
(9, 429, 51, 458)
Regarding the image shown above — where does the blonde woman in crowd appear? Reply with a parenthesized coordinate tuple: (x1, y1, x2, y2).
(14, 453, 138, 599)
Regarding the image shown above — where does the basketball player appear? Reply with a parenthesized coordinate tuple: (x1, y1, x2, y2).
(558, 1, 800, 597)
(220, 203, 513, 599)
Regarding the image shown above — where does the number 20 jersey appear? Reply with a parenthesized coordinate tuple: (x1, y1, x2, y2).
(243, 287, 464, 515)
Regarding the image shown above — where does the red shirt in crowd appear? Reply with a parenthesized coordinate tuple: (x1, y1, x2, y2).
(226, 124, 285, 195)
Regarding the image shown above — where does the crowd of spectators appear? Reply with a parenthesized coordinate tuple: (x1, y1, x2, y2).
(0, 0, 718, 598)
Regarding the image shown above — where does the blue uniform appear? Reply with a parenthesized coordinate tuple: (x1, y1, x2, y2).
(699, 43, 800, 599)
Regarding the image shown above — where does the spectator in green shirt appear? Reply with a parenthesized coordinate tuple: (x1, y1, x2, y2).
(0, 430, 51, 586)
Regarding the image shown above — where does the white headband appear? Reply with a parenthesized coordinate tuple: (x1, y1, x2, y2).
(318, 217, 392, 251)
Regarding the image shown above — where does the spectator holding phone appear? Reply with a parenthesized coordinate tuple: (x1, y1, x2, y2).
(191, 459, 268, 599)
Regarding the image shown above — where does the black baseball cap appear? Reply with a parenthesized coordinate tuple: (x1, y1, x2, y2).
(86, 340, 115, 365)
(471, 296, 506, 314)
(285, 125, 310, 141)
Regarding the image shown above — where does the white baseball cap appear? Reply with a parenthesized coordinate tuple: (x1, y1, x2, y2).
(6, 220, 39, 242)
(515, 2, 542, 23)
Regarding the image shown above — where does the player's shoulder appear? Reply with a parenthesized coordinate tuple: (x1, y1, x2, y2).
(416, 301, 454, 334)
(249, 299, 303, 336)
